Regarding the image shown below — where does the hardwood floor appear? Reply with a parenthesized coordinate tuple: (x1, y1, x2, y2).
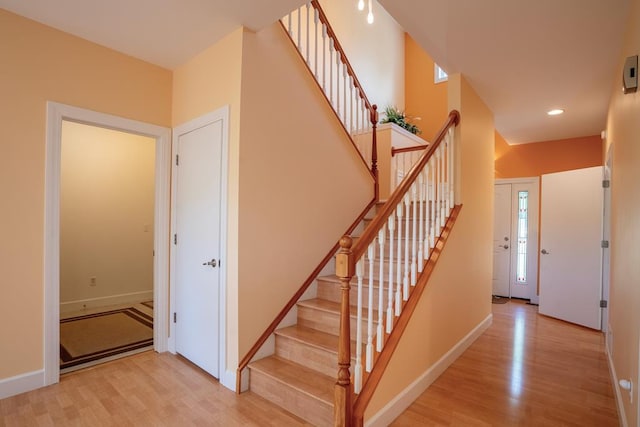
(0, 300, 618, 426)
(0, 352, 311, 426)
(391, 300, 618, 426)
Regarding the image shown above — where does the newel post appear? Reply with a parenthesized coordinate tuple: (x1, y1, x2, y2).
(370, 105, 379, 202)
(334, 236, 354, 426)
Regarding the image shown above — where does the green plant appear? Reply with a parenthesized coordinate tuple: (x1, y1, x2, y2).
(380, 106, 422, 135)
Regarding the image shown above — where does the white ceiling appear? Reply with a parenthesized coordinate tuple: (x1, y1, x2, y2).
(0, 0, 306, 69)
(379, 0, 630, 144)
(0, 0, 630, 144)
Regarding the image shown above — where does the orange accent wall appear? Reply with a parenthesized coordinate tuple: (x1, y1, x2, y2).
(495, 132, 603, 178)
(404, 33, 448, 142)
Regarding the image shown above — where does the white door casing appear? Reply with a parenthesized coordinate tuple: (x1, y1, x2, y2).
(44, 102, 171, 386)
(493, 184, 511, 297)
(169, 107, 229, 384)
(539, 166, 603, 330)
(493, 178, 540, 301)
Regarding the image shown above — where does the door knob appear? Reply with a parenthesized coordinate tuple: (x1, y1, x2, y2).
(541, 249, 549, 255)
(202, 259, 217, 268)
(503, 245, 509, 249)
(504, 237, 509, 241)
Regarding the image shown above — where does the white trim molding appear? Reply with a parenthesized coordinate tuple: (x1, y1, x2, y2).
(44, 102, 171, 388)
(169, 106, 231, 390)
(607, 347, 629, 427)
(60, 290, 154, 314)
(0, 370, 45, 400)
(366, 313, 493, 427)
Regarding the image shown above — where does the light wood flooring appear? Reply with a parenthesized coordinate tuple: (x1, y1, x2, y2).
(0, 300, 618, 426)
(391, 299, 618, 426)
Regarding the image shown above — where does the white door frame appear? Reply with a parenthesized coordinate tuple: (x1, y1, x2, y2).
(168, 106, 231, 390)
(44, 102, 171, 386)
(495, 177, 540, 303)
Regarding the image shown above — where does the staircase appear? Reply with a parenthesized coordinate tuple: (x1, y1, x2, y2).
(247, 207, 382, 426)
(238, 1, 461, 425)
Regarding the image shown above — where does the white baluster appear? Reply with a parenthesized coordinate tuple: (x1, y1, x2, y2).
(430, 157, 436, 249)
(297, 7, 301, 51)
(411, 182, 418, 286)
(395, 203, 403, 314)
(439, 146, 445, 229)
(377, 228, 385, 351)
(322, 25, 327, 91)
(422, 167, 430, 260)
(449, 127, 455, 211)
(313, 8, 319, 78)
(366, 242, 375, 372)
(403, 193, 410, 299)
(343, 65, 347, 127)
(386, 213, 395, 333)
(434, 149, 440, 236)
(418, 170, 425, 269)
(288, 12, 292, 37)
(354, 257, 364, 393)
(329, 38, 333, 105)
(350, 77, 354, 135)
(305, 4, 310, 63)
(336, 52, 341, 117)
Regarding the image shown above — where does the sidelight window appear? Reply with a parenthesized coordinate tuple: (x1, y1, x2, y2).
(516, 191, 528, 283)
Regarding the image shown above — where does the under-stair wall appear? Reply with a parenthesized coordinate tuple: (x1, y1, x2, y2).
(236, 23, 373, 372)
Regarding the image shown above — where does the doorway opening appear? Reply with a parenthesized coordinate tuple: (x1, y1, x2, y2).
(44, 102, 170, 385)
(59, 121, 156, 372)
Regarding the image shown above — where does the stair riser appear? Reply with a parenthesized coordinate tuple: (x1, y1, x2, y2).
(275, 335, 358, 378)
(298, 305, 381, 338)
(317, 279, 393, 309)
(249, 368, 333, 426)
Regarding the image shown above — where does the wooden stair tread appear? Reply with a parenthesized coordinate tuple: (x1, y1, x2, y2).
(249, 356, 334, 404)
(298, 298, 380, 319)
(276, 325, 359, 354)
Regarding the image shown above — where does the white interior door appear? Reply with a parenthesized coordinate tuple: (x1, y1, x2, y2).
(174, 119, 223, 378)
(493, 184, 512, 296)
(539, 166, 603, 329)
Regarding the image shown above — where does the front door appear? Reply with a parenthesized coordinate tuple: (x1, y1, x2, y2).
(539, 166, 603, 329)
(493, 180, 539, 300)
(493, 184, 511, 297)
(173, 118, 223, 378)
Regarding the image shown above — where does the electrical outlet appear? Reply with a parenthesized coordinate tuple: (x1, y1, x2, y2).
(90, 276, 97, 286)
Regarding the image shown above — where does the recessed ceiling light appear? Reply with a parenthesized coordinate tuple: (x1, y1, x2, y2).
(547, 109, 565, 116)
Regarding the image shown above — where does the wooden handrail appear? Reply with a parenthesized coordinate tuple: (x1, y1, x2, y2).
(235, 196, 378, 393)
(311, 0, 373, 112)
(349, 110, 460, 264)
(352, 205, 462, 426)
(391, 144, 428, 157)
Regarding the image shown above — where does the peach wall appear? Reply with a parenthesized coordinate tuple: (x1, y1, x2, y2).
(404, 34, 449, 142)
(0, 9, 171, 380)
(605, 0, 640, 424)
(237, 24, 373, 364)
(495, 132, 603, 178)
(319, 0, 405, 109)
(171, 27, 244, 370)
(60, 122, 155, 307)
(366, 74, 494, 419)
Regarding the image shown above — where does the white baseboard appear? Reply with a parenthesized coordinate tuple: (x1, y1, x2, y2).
(60, 290, 153, 314)
(366, 313, 493, 427)
(607, 347, 629, 427)
(0, 370, 45, 400)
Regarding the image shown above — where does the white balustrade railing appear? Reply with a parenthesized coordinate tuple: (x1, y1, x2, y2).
(348, 116, 458, 394)
(281, 2, 376, 165)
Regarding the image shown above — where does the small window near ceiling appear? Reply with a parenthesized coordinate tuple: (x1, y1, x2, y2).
(516, 191, 528, 283)
(434, 64, 448, 83)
